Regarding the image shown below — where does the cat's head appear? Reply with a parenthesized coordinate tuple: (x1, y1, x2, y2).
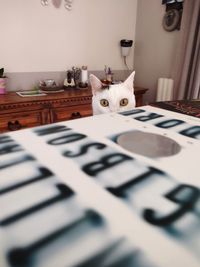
(90, 71, 136, 115)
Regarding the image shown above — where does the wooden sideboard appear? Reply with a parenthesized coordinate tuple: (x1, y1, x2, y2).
(0, 87, 148, 133)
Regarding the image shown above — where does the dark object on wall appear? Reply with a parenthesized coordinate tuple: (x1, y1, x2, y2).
(163, 9, 182, 31)
(162, 0, 184, 31)
(162, 0, 183, 4)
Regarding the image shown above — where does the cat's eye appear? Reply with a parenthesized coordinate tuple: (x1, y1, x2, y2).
(100, 99, 109, 107)
(120, 98, 128, 106)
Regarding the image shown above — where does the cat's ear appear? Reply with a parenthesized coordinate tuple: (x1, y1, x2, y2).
(89, 74, 102, 95)
(123, 71, 135, 92)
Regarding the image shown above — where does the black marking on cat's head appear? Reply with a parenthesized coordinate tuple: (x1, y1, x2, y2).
(101, 84, 110, 90)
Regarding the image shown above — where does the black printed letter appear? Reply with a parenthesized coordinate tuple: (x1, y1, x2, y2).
(135, 113, 163, 122)
(82, 153, 132, 177)
(143, 184, 200, 226)
(0, 183, 74, 226)
(48, 133, 86, 145)
(180, 126, 200, 139)
(34, 125, 71, 136)
(156, 119, 184, 129)
(63, 142, 107, 158)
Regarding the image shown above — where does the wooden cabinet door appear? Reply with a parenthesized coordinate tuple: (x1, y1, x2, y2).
(51, 105, 92, 122)
(0, 110, 45, 133)
(135, 87, 149, 106)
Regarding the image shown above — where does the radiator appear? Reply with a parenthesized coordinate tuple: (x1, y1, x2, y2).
(156, 78, 174, 101)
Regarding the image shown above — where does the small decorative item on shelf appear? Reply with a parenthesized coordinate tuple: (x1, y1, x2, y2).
(100, 66, 114, 87)
(39, 79, 64, 93)
(64, 0, 73, 11)
(0, 68, 7, 95)
(16, 89, 47, 97)
(72, 66, 81, 88)
(44, 79, 56, 87)
(64, 70, 75, 88)
(41, 0, 49, 6)
(104, 65, 113, 84)
(64, 67, 81, 89)
(79, 66, 88, 88)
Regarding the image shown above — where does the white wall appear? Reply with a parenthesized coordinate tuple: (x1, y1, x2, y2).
(0, 0, 137, 73)
(134, 0, 180, 103)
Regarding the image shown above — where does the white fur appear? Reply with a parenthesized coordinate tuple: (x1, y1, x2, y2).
(90, 71, 136, 115)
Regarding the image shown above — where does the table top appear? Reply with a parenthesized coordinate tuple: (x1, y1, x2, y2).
(151, 99, 200, 118)
(0, 105, 199, 267)
(0, 86, 148, 106)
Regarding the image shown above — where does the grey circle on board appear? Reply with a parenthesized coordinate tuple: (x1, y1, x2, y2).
(117, 131, 181, 158)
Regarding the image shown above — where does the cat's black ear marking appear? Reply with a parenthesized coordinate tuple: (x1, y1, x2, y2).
(101, 84, 109, 90)
(103, 85, 110, 90)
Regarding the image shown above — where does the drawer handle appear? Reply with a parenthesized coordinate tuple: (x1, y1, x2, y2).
(70, 112, 82, 119)
(7, 120, 22, 131)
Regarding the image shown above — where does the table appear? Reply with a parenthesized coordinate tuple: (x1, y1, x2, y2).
(0, 105, 199, 267)
(151, 99, 200, 118)
(0, 87, 148, 133)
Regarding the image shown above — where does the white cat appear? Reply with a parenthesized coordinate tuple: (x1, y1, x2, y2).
(90, 71, 136, 115)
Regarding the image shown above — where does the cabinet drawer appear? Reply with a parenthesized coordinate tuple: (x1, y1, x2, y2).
(51, 105, 92, 122)
(0, 111, 44, 133)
